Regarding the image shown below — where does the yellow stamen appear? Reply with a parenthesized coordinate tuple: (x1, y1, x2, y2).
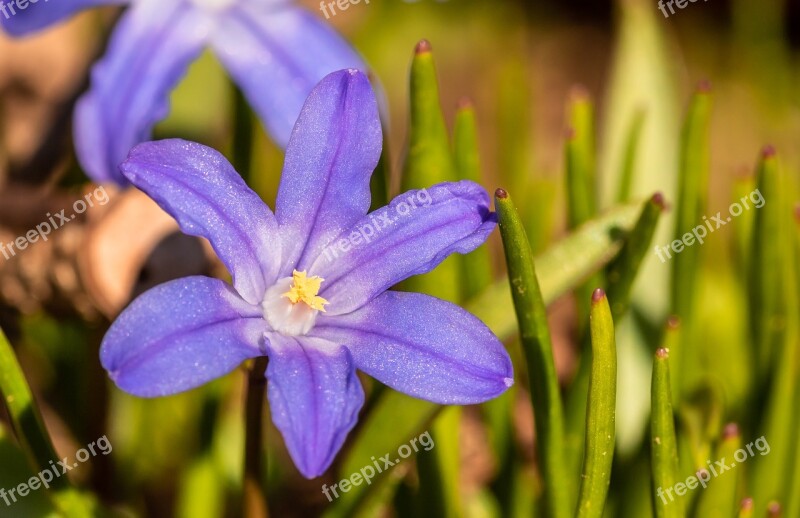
(282, 270, 329, 312)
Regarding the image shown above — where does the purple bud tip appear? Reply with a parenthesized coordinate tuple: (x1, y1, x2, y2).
(652, 192, 666, 209)
(415, 39, 432, 54)
(656, 347, 669, 359)
(768, 502, 781, 517)
(697, 79, 712, 93)
(667, 315, 681, 330)
(495, 188, 508, 200)
(591, 288, 605, 304)
(740, 498, 754, 510)
(762, 145, 776, 158)
(457, 97, 473, 110)
(723, 422, 740, 439)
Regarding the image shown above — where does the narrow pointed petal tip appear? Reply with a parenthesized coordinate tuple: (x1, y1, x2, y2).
(415, 39, 432, 54)
(655, 347, 669, 359)
(723, 422, 740, 439)
(591, 287, 606, 304)
(762, 145, 777, 158)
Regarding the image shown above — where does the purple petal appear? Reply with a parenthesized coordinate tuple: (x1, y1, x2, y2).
(273, 69, 382, 272)
(311, 181, 496, 315)
(210, 5, 368, 148)
(120, 139, 282, 305)
(266, 334, 364, 478)
(0, 0, 127, 37)
(74, 2, 211, 183)
(101, 276, 266, 397)
(313, 291, 513, 404)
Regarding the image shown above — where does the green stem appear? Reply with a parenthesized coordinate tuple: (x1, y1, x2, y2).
(0, 327, 94, 515)
(244, 357, 269, 518)
(495, 189, 571, 518)
(576, 289, 617, 518)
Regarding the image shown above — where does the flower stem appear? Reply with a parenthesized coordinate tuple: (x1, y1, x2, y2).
(244, 357, 269, 518)
(0, 327, 97, 516)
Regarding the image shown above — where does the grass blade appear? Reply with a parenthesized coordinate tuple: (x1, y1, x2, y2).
(693, 424, 742, 518)
(670, 83, 712, 398)
(496, 188, 571, 518)
(576, 290, 617, 518)
(650, 347, 682, 518)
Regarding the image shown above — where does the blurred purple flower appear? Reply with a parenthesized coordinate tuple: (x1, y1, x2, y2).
(99, 70, 513, 478)
(1, 0, 365, 185)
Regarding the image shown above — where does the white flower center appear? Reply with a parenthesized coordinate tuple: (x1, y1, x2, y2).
(261, 271, 329, 336)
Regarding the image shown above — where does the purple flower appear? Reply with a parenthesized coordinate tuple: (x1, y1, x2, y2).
(1, 0, 365, 185)
(99, 70, 513, 478)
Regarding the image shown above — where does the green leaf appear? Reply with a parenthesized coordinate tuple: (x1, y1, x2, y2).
(606, 193, 666, 321)
(454, 99, 493, 300)
(400, 39, 460, 303)
(323, 392, 439, 518)
(495, 189, 571, 518)
(565, 87, 598, 229)
(693, 424, 742, 518)
(616, 109, 646, 204)
(650, 347, 682, 518)
(401, 39, 457, 190)
(747, 147, 789, 383)
(576, 290, 617, 518)
(0, 327, 98, 517)
(671, 83, 713, 398)
(415, 407, 463, 518)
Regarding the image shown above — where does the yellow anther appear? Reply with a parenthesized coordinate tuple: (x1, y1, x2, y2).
(282, 270, 329, 312)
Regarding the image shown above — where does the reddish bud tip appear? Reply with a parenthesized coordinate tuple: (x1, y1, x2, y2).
(570, 84, 590, 101)
(457, 97, 473, 110)
(767, 502, 781, 517)
(656, 347, 669, 359)
(667, 315, 681, 330)
(762, 145, 777, 158)
(565, 127, 576, 140)
(652, 192, 666, 209)
(495, 188, 508, 199)
(794, 203, 800, 221)
(697, 79, 712, 93)
(723, 422, 740, 439)
(740, 498, 754, 511)
(591, 288, 606, 304)
(415, 39, 432, 54)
